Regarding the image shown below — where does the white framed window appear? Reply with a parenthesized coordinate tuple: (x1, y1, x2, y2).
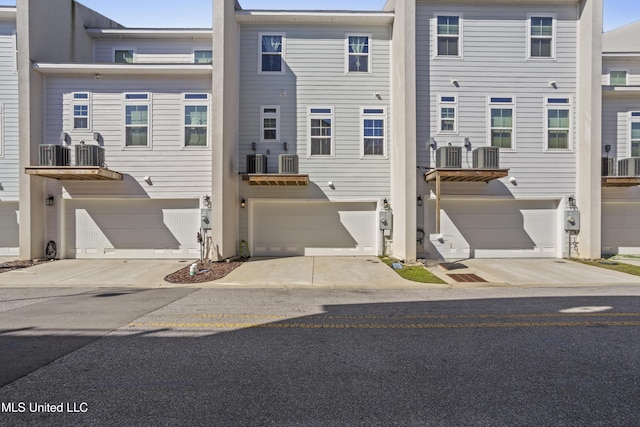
(544, 97, 571, 151)
(114, 48, 135, 63)
(184, 93, 209, 147)
(361, 108, 386, 157)
(609, 70, 628, 86)
(488, 97, 515, 150)
(628, 112, 640, 157)
(123, 93, 150, 147)
(259, 33, 285, 74)
(528, 14, 556, 59)
(308, 107, 334, 157)
(260, 106, 280, 142)
(346, 33, 371, 73)
(435, 14, 462, 58)
(71, 92, 91, 131)
(0, 104, 3, 158)
(194, 50, 212, 64)
(437, 95, 458, 134)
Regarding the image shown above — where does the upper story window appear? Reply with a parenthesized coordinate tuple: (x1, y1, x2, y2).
(545, 97, 571, 150)
(435, 14, 462, 58)
(437, 95, 458, 134)
(610, 70, 627, 86)
(115, 49, 134, 64)
(629, 112, 640, 157)
(184, 94, 209, 147)
(194, 50, 212, 64)
(124, 93, 150, 147)
(260, 106, 280, 142)
(528, 15, 555, 59)
(346, 34, 370, 73)
(72, 92, 91, 131)
(361, 108, 386, 157)
(259, 33, 285, 73)
(308, 107, 333, 157)
(489, 97, 515, 150)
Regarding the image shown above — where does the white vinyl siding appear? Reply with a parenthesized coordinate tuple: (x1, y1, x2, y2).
(0, 30, 19, 199)
(528, 14, 556, 59)
(95, 39, 213, 64)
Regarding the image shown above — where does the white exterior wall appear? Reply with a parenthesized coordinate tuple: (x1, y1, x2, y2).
(94, 39, 212, 63)
(0, 26, 17, 200)
(44, 75, 212, 200)
(237, 24, 392, 245)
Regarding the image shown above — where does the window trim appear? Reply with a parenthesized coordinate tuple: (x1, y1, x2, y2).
(433, 13, 463, 59)
(260, 105, 280, 143)
(113, 48, 136, 64)
(258, 32, 286, 74)
(487, 96, 516, 151)
(71, 92, 92, 133)
(307, 106, 335, 158)
(437, 94, 458, 135)
(628, 111, 640, 157)
(0, 104, 3, 158)
(123, 92, 151, 149)
(345, 33, 372, 75)
(544, 96, 572, 152)
(360, 107, 387, 158)
(193, 49, 213, 64)
(183, 93, 210, 148)
(527, 13, 556, 60)
(608, 69, 628, 86)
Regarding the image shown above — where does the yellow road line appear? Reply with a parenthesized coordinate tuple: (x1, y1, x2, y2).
(128, 320, 640, 330)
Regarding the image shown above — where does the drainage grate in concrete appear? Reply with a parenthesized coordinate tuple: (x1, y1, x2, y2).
(447, 273, 487, 283)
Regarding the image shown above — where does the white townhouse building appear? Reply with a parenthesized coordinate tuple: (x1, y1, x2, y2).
(12, 0, 624, 263)
(600, 22, 640, 256)
(0, 7, 18, 257)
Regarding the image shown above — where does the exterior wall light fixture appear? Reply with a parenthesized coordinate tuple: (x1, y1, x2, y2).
(241, 198, 246, 209)
(46, 195, 54, 206)
(417, 195, 423, 207)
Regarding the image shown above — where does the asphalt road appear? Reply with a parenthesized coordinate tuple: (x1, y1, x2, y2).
(1, 286, 639, 426)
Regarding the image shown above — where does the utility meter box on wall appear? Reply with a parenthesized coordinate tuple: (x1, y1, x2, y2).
(201, 209, 212, 230)
(564, 211, 580, 232)
(379, 211, 392, 231)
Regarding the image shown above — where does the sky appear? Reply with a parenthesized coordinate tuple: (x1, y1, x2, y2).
(0, 0, 637, 31)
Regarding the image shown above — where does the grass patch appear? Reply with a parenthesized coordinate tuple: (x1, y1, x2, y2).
(571, 258, 640, 277)
(380, 257, 447, 284)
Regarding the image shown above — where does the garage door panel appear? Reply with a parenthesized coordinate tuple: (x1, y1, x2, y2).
(0, 202, 19, 255)
(602, 203, 640, 255)
(436, 200, 557, 259)
(66, 199, 199, 259)
(252, 202, 376, 257)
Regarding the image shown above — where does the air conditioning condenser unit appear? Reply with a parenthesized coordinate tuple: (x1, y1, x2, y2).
(472, 147, 500, 169)
(39, 144, 70, 166)
(602, 157, 615, 176)
(75, 144, 105, 167)
(436, 146, 462, 168)
(246, 154, 268, 174)
(618, 157, 640, 176)
(278, 154, 299, 174)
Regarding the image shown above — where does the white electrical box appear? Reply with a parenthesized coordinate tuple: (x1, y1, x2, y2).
(564, 211, 580, 232)
(201, 209, 212, 229)
(379, 211, 392, 231)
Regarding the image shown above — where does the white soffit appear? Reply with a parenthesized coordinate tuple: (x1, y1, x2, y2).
(236, 10, 394, 25)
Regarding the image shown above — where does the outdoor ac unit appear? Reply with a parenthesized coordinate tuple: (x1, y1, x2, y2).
(602, 157, 615, 177)
(278, 154, 299, 174)
(436, 146, 462, 168)
(246, 154, 268, 174)
(39, 144, 70, 166)
(472, 147, 500, 169)
(75, 144, 105, 167)
(617, 157, 640, 176)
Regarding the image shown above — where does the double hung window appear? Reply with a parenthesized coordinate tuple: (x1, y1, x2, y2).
(489, 97, 514, 149)
(346, 34, 370, 73)
(362, 108, 386, 156)
(438, 95, 458, 134)
(436, 15, 461, 57)
(260, 106, 280, 142)
(629, 112, 640, 157)
(309, 107, 333, 157)
(124, 93, 150, 147)
(72, 92, 91, 131)
(545, 97, 571, 150)
(194, 50, 213, 64)
(260, 33, 284, 73)
(184, 94, 209, 147)
(529, 15, 555, 59)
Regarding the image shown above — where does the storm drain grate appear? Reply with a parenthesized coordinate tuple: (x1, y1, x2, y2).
(447, 273, 487, 283)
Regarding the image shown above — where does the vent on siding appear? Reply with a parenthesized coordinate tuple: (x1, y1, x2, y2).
(472, 147, 500, 169)
(39, 144, 70, 166)
(246, 154, 268, 174)
(618, 157, 640, 176)
(602, 157, 615, 176)
(436, 146, 462, 168)
(278, 154, 299, 174)
(75, 144, 105, 167)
